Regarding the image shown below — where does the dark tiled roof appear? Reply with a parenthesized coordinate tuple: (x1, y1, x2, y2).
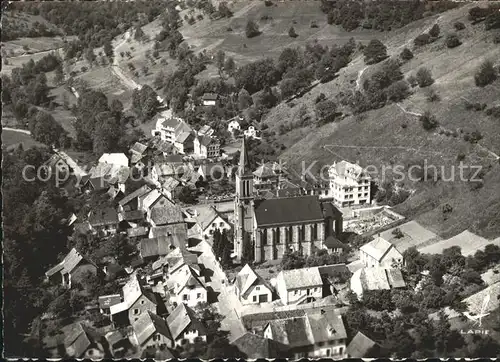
(98, 294, 122, 309)
(231, 333, 289, 358)
(150, 204, 184, 225)
(133, 311, 173, 347)
(321, 201, 343, 219)
(202, 93, 218, 101)
(124, 210, 145, 221)
(119, 185, 152, 207)
(324, 236, 348, 249)
(254, 196, 324, 227)
(139, 237, 173, 258)
(166, 303, 206, 340)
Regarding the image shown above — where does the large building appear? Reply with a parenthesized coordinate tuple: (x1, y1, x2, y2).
(328, 161, 371, 207)
(234, 139, 343, 263)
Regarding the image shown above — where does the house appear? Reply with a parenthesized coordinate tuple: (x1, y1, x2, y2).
(99, 153, 129, 167)
(201, 92, 218, 106)
(231, 333, 290, 358)
(171, 265, 207, 308)
(166, 303, 207, 347)
(152, 117, 194, 154)
(197, 124, 214, 137)
(196, 162, 225, 181)
(196, 206, 232, 239)
(263, 309, 347, 358)
(324, 235, 348, 255)
(359, 236, 403, 268)
(193, 135, 221, 159)
(327, 160, 371, 207)
(64, 323, 105, 358)
(88, 207, 120, 236)
(244, 125, 259, 139)
(346, 331, 380, 357)
(275, 267, 323, 305)
(146, 197, 184, 227)
(227, 119, 241, 134)
(235, 264, 274, 305)
(139, 236, 179, 260)
(148, 223, 188, 250)
(132, 311, 173, 350)
(110, 274, 164, 325)
(129, 142, 149, 164)
(350, 267, 406, 299)
(253, 162, 280, 190)
(45, 248, 98, 288)
(88, 161, 129, 193)
(105, 330, 132, 358)
(98, 294, 122, 315)
(118, 185, 152, 212)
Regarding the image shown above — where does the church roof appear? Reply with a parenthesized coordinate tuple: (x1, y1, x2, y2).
(238, 138, 251, 177)
(254, 196, 324, 227)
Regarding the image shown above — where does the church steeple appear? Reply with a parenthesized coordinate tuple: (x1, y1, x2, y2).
(238, 137, 251, 177)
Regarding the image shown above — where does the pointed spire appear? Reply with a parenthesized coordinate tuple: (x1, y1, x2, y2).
(238, 137, 251, 176)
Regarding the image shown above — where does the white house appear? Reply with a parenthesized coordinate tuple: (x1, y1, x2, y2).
(228, 119, 241, 134)
(166, 303, 207, 347)
(171, 264, 207, 308)
(350, 267, 406, 299)
(359, 236, 403, 268)
(328, 160, 371, 207)
(196, 206, 232, 239)
(275, 267, 323, 305)
(201, 93, 218, 106)
(132, 311, 173, 350)
(235, 264, 274, 305)
(98, 153, 129, 167)
(244, 126, 260, 139)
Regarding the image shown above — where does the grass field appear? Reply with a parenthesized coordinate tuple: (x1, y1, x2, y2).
(2, 129, 44, 150)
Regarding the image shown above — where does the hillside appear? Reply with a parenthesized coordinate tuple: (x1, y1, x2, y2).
(271, 3, 500, 239)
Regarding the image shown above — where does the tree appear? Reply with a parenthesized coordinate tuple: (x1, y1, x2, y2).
(218, 2, 233, 18)
(241, 232, 254, 264)
(288, 26, 298, 38)
(224, 57, 236, 77)
(215, 50, 225, 77)
(281, 250, 306, 270)
(220, 230, 232, 267)
(474, 60, 497, 87)
(245, 20, 260, 38)
(400, 47, 413, 61)
(178, 186, 197, 204)
(315, 99, 338, 125)
(84, 48, 96, 66)
(446, 33, 462, 48)
(415, 67, 434, 87)
(386, 80, 410, 102)
(29, 110, 67, 147)
(134, 25, 145, 42)
(454, 21, 466, 31)
(92, 113, 122, 155)
(238, 88, 252, 110)
(362, 290, 394, 311)
(429, 24, 440, 38)
(414, 33, 431, 46)
(363, 39, 387, 65)
(54, 64, 65, 85)
(103, 39, 113, 60)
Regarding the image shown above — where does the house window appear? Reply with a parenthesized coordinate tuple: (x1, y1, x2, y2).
(141, 300, 145, 305)
(294, 290, 298, 295)
(253, 296, 257, 302)
(219, 222, 224, 227)
(153, 334, 161, 342)
(133, 309, 139, 315)
(181, 339, 188, 345)
(197, 293, 202, 299)
(312, 224, 318, 239)
(212, 223, 216, 228)
(326, 349, 331, 357)
(262, 229, 268, 245)
(339, 347, 344, 355)
(256, 286, 260, 291)
(183, 294, 189, 301)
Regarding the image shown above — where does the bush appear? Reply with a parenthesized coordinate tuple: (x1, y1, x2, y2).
(264, 0, 273, 6)
(414, 33, 431, 46)
(288, 26, 298, 38)
(415, 67, 434, 87)
(310, 20, 319, 28)
(420, 111, 438, 130)
(386, 80, 410, 102)
(485, 106, 500, 118)
(363, 39, 388, 65)
(474, 60, 497, 87)
(429, 24, 440, 38)
(425, 88, 440, 102)
(446, 33, 462, 48)
(494, 34, 500, 44)
(407, 75, 418, 87)
(246, 20, 261, 38)
(400, 47, 414, 61)
(454, 21, 466, 31)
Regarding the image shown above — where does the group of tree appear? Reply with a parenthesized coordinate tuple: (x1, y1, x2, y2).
(281, 249, 348, 270)
(474, 60, 498, 87)
(321, 0, 458, 32)
(3, 146, 78, 356)
(212, 229, 233, 267)
(155, 4, 185, 59)
(245, 20, 261, 38)
(468, 4, 500, 30)
(363, 39, 388, 65)
(132, 84, 160, 121)
(28, 109, 70, 148)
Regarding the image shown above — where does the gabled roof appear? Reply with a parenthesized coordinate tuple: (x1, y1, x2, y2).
(174, 266, 206, 294)
(236, 264, 272, 298)
(231, 333, 288, 358)
(119, 185, 152, 207)
(46, 248, 85, 277)
(149, 223, 187, 249)
(166, 303, 206, 340)
(202, 93, 218, 101)
(64, 323, 100, 358)
(139, 237, 174, 258)
(130, 142, 148, 155)
(329, 160, 367, 180)
(254, 196, 324, 227)
(98, 294, 122, 309)
(324, 235, 348, 250)
(150, 202, 184, 225)
(253, 163, 276, 178)
(133, 311, 172, 346)
(386, 268, 406, 288)
(352, 267, 394, 292)
(123, 210, 144, 221)
(127, 226, 149, 238)
(89, 207, 119, 227)
(347, 331, 378, 357)
(277, 267, 323, 290)
(321, 201, 343, 219)
(110, 274, 157, 315)
(98, 153, 129, 167)
(176, 131, 193, 144)
(360, 237, 394, 262)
